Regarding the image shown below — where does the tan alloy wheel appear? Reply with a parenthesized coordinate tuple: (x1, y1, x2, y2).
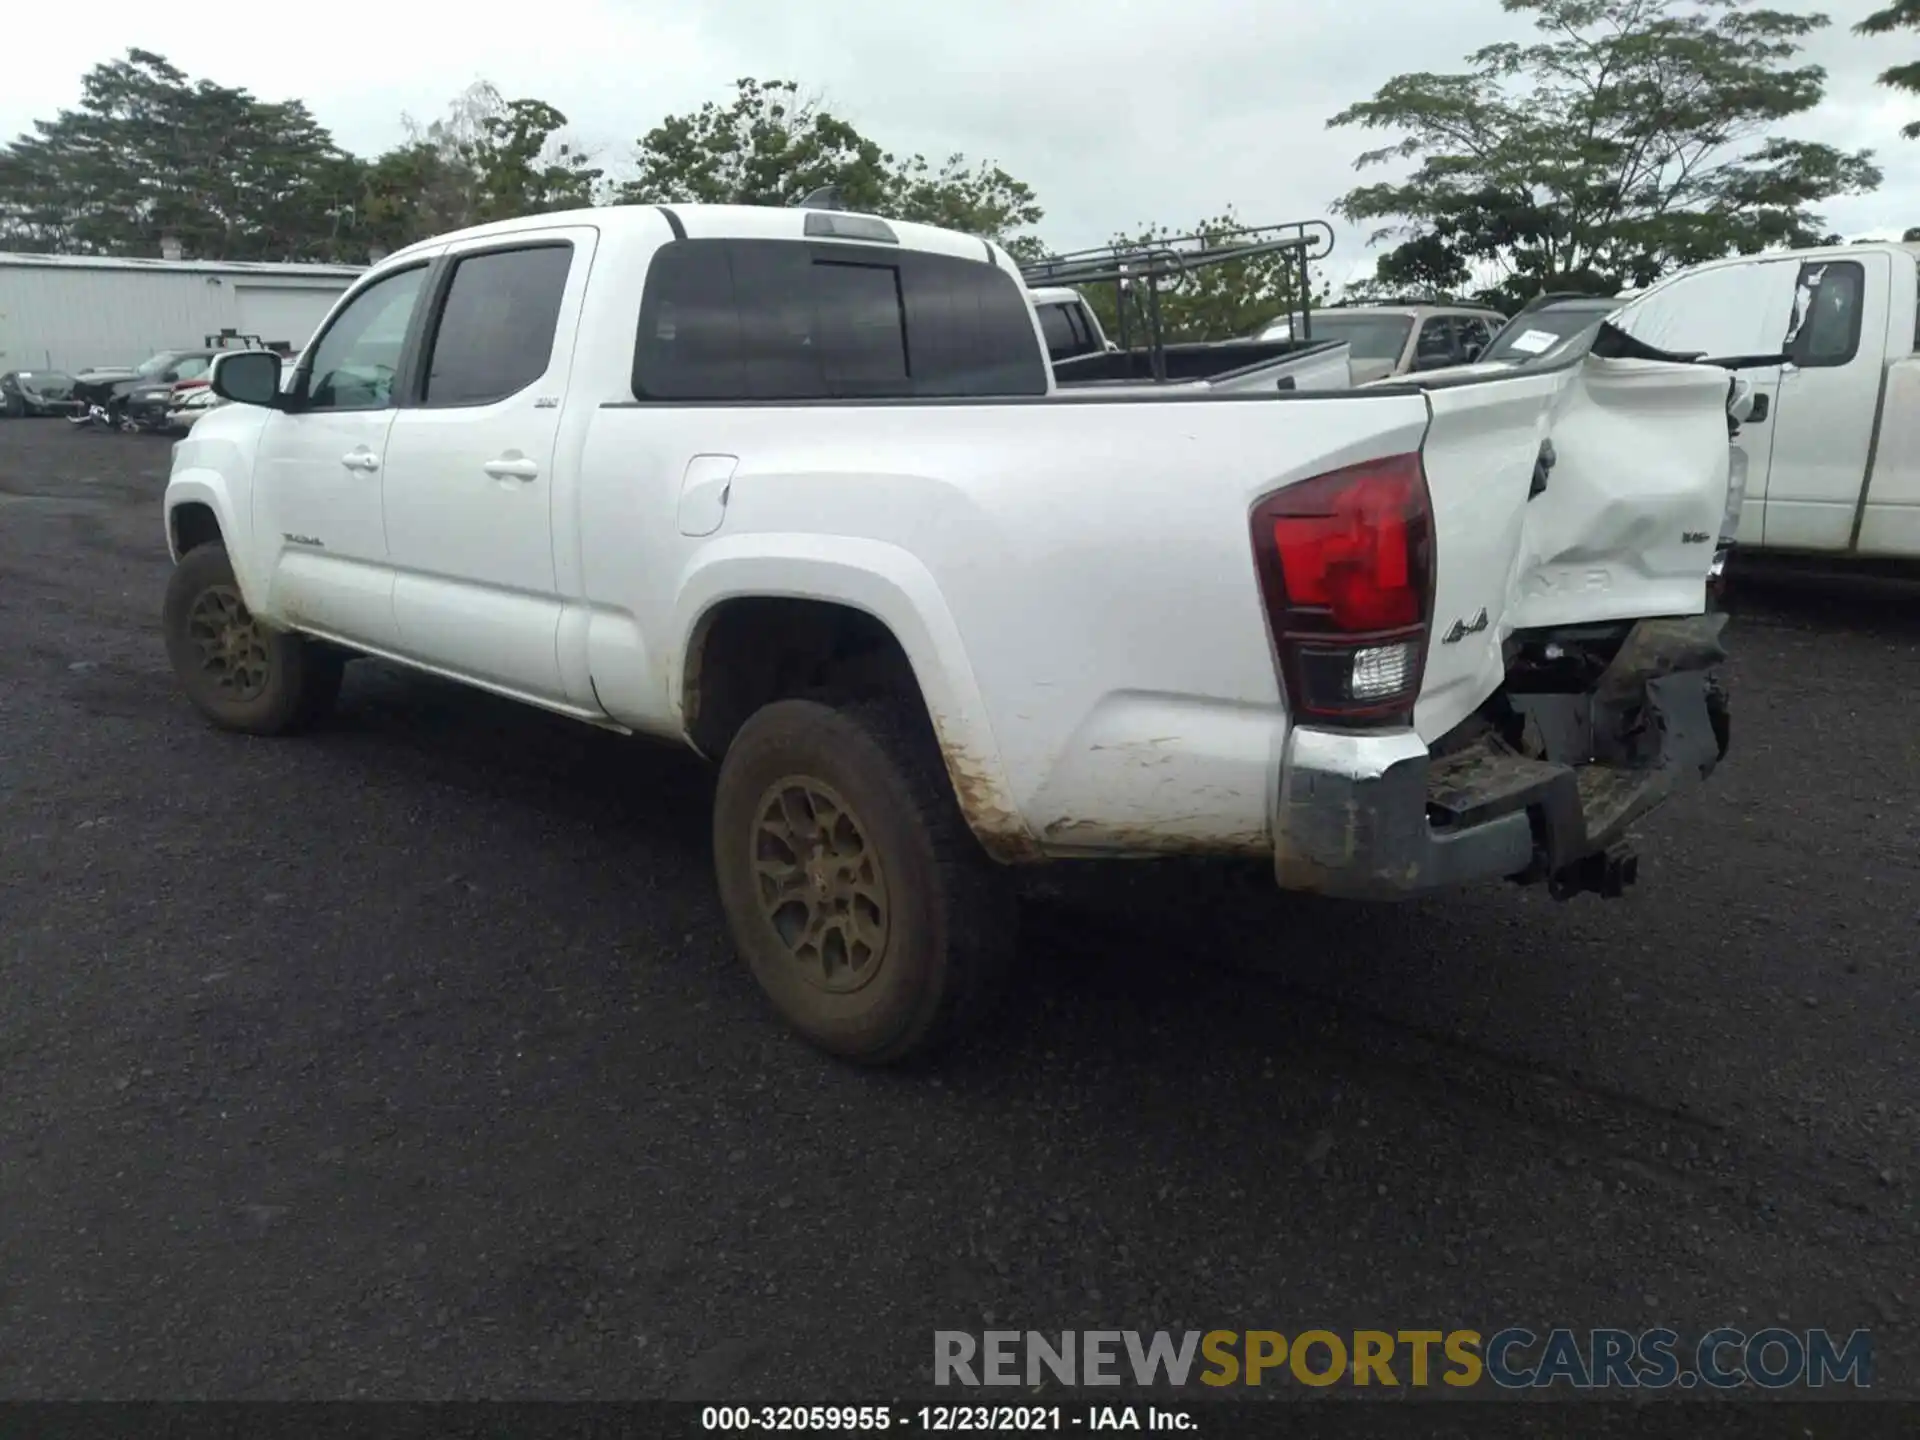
(752, 777, 890, 993)
(185, 584, 272, 703)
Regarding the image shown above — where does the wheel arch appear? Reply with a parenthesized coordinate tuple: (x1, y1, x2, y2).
(671, 541, 1041, 863)
(164, 475, 268, 613)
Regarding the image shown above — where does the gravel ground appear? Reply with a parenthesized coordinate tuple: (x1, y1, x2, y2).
(0, 420, 1915, 1402)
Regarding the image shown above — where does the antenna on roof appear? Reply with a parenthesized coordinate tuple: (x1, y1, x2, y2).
(797, 185, 848, 212)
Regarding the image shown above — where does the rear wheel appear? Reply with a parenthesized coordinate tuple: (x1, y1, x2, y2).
(162, 543, 343, 735)
(1, 392, 23, 418)
(711, 697, 1014, 1065)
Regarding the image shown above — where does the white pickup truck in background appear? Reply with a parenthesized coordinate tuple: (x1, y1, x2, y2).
(1606, 240, 1920, 562)
(1027, 280, 1352, 395)
(1023, 225, 1354, 394)
(163, 200, 1738, 1065)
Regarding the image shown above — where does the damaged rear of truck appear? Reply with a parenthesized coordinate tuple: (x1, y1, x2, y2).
(1267, 325, 1737, 902)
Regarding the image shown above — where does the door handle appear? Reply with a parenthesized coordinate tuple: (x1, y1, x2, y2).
(341, 449, 380, 473)
(483, 456, 540, 481)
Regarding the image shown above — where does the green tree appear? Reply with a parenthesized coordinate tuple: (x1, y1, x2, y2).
(0, 48, 360, 260)
(467, 98, 603, 222)
(1856, 0, 1920, 136)
(619, 78, 1043, 255)
(1329, 0, 1882, 308)
(1069, 210, 1326, 344)
(357, 141, 467, 255)
(358, 81, 605, 253)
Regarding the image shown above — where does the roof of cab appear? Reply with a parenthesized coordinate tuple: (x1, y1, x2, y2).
(1663, 238, 1920, 277)
(382, 201, 1012, 271)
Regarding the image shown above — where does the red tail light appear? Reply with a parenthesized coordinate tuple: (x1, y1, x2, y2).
(1250, 452, 1435, 726)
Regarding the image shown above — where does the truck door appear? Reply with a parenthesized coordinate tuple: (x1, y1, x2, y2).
(253, 261, 434, 650)
(1609, 258, 1798, 547)
(1763, 254, 1889, 551)
(380, 228, 596, 703)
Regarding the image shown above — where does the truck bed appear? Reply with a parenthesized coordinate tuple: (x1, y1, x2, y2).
(1051, 337, 1350, 391)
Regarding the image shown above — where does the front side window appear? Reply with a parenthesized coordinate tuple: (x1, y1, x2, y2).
(1785, 261, 1865, 368)
(633, 239, 1047, 401)
(423, 244, 573, 406)
(304, 265, 428, 411)
(1611, 262, 1798, 360)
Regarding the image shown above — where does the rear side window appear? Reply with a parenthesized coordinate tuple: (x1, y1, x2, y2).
(1784, 260, 1864, 368)
(1037, 303, 1077, 358)
(1036, 302, 1101, 362)
(1415, 317, 1456, 364)
(424, 243, 573, 407)
(633, 239, 1048, 401)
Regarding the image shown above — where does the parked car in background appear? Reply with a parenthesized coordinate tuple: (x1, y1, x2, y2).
(164, 387, 222, 432)
(1254, 301, 1509, 384)
(1481, 293, 1626, 364)
(1364, 293, 1629, 385)
(1606, 240, 1920, 560)
(73, 349, 223, 429)
(1, 368, 79, 416)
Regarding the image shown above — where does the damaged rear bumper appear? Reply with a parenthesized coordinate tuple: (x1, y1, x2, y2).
(1272, 614, 1729, 900)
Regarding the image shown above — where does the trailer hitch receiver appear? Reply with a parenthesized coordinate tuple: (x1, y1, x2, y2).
(1548, 843, 1640, 901)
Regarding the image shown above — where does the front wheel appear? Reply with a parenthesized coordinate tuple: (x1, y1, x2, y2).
(711, 697, 1015, 1065)
(162, 543, 343, 735)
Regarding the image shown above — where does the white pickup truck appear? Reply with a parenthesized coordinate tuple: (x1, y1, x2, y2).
(163, 202, 1738, 1064)
(1605, 240, 1920, 561)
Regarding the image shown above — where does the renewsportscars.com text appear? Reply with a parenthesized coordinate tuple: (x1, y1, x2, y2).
(934, 1328, 1872, 1390)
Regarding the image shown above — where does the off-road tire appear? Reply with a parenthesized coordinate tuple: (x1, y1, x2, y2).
(162, 542, 343, 735)
(712, 696, 1015, 1065)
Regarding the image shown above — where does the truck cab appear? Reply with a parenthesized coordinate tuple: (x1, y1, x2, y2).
(1606, 242, 1920, 560)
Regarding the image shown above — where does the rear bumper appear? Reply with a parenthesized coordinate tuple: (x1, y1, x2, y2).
(1272, 614, 1729, 900)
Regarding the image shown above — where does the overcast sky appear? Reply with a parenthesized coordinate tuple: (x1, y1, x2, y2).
(8, 0, 1920, 283)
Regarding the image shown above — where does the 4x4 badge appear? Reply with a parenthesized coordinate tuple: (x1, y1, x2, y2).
(1442, 607, 1489, 644)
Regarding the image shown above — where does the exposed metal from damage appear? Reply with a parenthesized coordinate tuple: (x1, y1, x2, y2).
(1273, 614, 1730, 901)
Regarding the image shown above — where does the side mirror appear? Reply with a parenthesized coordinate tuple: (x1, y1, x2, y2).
(210, 350, 283, 408)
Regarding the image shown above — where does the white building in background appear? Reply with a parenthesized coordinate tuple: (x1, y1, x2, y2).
(0, 252, 365, 373)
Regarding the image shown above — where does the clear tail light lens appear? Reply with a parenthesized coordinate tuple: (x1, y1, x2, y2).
(1721, 446, 1747, 547)
(1250, 452, 1435, 725)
